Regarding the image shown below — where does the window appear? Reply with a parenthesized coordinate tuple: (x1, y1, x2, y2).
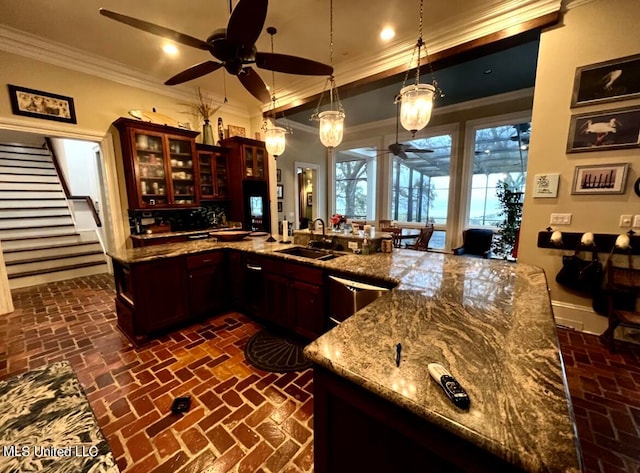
(334, 149, 376, 220)
(469, 122, 529, 227)
(391, 134, 452, 249)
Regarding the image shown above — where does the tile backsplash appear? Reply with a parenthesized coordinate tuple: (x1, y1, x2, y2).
(128, 203, 229, 235)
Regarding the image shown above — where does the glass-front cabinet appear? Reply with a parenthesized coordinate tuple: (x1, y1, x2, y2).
(114, 118, 200, 209)
(243, 144, 266, 179)
(196, 144, 229, 200)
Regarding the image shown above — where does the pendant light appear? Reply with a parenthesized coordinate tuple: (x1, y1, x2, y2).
(398, 0, 442, 136)
(263, 27, 288, 158)
(311, 0, 345, 149)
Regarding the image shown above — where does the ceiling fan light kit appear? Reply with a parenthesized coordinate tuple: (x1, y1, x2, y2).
(398, 0, 440, 136)
(311, 0, 345, 149)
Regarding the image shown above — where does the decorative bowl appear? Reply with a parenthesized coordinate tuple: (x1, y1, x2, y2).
(209, 230, 251, 242)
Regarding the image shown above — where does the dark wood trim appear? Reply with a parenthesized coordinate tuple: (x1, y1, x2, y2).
(268, 11, 560, 117)
(45, 137, 102, 227)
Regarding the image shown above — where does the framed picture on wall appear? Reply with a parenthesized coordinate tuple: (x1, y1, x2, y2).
(566, 106, 640, 153)
(277, 201, 283, 213)
(277, 185, 283, 199)
(7, 84, 77, 124)
(571, 53, 640, 107)
(307, 193, 313, 206)
(571, 163, 629, 195)
(532, 173, 560, 198)
(277, 168, 282, 182)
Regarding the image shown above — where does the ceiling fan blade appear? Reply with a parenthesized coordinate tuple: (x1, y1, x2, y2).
(398, 151, 408, 160)
(226, 0, 268, 48)
(255, 52, 333, 76)
(237, 67, 271, 103)
(405, 148, 434, 153)
(99, 9, 212, 51)
(164, 61, 223, 86)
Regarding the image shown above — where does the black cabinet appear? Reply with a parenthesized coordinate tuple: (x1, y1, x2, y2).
(187, 252, 227, 318)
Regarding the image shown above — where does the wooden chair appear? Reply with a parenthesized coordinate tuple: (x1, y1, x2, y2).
(405, 224, 434, 251)
(599, 255, 640, 353)
(381, 227, 402, 248)
(452, 229, 494, 258)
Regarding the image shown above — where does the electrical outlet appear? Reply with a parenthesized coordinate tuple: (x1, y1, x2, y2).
(550, 213, 572, 225)
(620, 214, 632, 227)
(633, 215, 640, 228)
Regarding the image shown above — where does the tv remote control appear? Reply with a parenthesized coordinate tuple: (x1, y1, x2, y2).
(428, 363, 470, 409)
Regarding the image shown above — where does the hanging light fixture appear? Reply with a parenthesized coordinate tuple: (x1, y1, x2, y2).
(398, 0, 442, 136)
(311, 0, 345, 149)
(263, 27, 288, 158)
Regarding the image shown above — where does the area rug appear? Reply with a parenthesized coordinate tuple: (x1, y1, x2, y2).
(0, 361, 119, 473)
(244, 329, 312, 372)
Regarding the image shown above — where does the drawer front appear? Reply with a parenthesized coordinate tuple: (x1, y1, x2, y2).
(187, 251, 224, 270)
(263, 258, 323, 285)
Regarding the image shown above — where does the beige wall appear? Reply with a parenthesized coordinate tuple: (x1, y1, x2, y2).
(519, 0, 640, 329)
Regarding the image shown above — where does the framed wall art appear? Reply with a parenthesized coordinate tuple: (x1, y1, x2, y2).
(566, 106, 640, 153)
(277, 168, 281, 182)
(8, 84, 77, 124)
(227, 124, 246, 138)
(571, 163, 629, 195)
(277, 201, 283, 213)
(571, 53, 640, 107)
(307, 193, 313, 206)
(532, 173, 560, 198)
(277, 184, 283, 199)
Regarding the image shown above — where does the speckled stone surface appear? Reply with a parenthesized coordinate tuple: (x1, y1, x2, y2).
(108, 237, 582, 472)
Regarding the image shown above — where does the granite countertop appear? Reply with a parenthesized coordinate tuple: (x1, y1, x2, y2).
(107, 236, 582, 472)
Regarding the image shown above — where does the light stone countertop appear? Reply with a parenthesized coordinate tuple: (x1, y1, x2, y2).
(108, 236, 582, 472)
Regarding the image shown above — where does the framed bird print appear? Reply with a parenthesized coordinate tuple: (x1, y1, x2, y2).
(566, 106, 640, 153)
(571, 53, 640, 107)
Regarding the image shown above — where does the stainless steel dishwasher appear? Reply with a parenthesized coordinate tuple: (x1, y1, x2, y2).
(328, 275, 392, 326)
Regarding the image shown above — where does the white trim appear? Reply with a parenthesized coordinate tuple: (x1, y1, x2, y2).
(0, 25, 250, 119)
(551, 300, 607, 335)
(293, 161, 321, 230)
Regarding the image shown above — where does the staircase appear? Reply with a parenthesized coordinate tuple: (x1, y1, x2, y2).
(0, 142, 108, 290)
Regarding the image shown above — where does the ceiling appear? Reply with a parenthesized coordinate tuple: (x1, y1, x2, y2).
(0, 0, 554, 119)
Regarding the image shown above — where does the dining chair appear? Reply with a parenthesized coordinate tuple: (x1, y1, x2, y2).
(452, 229, 494, 258)
(405, 224, 434, 251)
(381, 227, 402, 248)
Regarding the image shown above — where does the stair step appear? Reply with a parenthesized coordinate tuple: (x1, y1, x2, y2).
(0, 233, 96, 250)
(0, 167, 57, 176)
(0, 216, 74, 229)
(0, 173, 60, 183)
(0, 190, 66, 200)
(7, 253, 107, 276)
(0, 208, 71, 218)
(0, 158, 55, 169)
(0, 144, 49, 155)
(0, 149, 50, 161)
(7, 263, 109, 290)
(5, 249, 105, 266)
(0, 199, 67, 209)
(3, 240, 101, 255)
(0, 182, 63, 191)
(0, 225, 76, 240)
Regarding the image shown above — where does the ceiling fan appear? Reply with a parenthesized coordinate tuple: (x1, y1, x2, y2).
(375, 99, 433, 159)
(99, 0, 333, 103)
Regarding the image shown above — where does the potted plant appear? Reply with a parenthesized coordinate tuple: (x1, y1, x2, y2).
(493, 180, 523, 259)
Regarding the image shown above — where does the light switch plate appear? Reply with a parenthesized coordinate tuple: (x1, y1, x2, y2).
(620, 215, 632, 227)
(633, 215, 640, 228)
(550, 213, 572, 225)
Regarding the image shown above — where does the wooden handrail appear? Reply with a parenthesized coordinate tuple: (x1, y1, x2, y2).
(45, 137, 102, 227)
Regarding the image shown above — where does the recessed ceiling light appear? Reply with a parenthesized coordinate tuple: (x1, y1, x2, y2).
(380, 27, 395, 41)
(483, 69, 493, 75)
(163, 44, 178, 56)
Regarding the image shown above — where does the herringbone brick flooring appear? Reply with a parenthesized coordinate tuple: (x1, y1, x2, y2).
(1, 274, 640, 472)
(1, 274, 313, 473)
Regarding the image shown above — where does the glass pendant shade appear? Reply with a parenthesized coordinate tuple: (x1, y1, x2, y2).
(265, 125, 286, 157)
(318, 110, 345, 148)
(399, 83, 435, 134)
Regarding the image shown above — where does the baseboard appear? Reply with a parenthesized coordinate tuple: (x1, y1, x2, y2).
(551, 300, 607, 335)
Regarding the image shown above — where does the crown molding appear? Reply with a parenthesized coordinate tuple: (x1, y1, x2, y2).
(563, 0, 598, 10)
(0, 25, 250, 119)
(270, 1, 561, 109)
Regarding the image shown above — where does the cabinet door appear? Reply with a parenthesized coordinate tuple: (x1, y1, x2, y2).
(133, 130, 170, 207)
(254, 146, 266, 179)
(188, 254, 227, 318)
(243, 255, 266, 319)
(168, 136, 197, 206)
(214, 152, 229, 198)
(197, 150, 215, 199)
(291, 280, 325, 339)
(243, 145, 255, 178)
(264, 272, 293, 329)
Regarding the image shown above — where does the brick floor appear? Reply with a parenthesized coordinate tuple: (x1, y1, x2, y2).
(1, 274, 313, 473)
(2, 274, 640, 472)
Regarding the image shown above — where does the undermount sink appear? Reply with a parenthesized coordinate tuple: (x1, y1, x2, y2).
(275, 246, 344, 261)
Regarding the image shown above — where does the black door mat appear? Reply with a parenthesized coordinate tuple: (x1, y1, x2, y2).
(244, 329, 312, 373)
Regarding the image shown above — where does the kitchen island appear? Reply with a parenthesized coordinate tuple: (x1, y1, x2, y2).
(108, 236, 582, 472)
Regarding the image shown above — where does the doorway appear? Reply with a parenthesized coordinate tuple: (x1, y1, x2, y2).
(294, 162, 320, 230)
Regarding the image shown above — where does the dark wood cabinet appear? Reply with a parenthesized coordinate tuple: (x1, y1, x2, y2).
(113, 256, 190, 345)
(262, 257, 325, 339)
(187, 252, 227, 318)
(114, 117, 200, 210)
(242, 253, 267, 320)
(196, 144, 229, 200)
(220, 136, 271, 232)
